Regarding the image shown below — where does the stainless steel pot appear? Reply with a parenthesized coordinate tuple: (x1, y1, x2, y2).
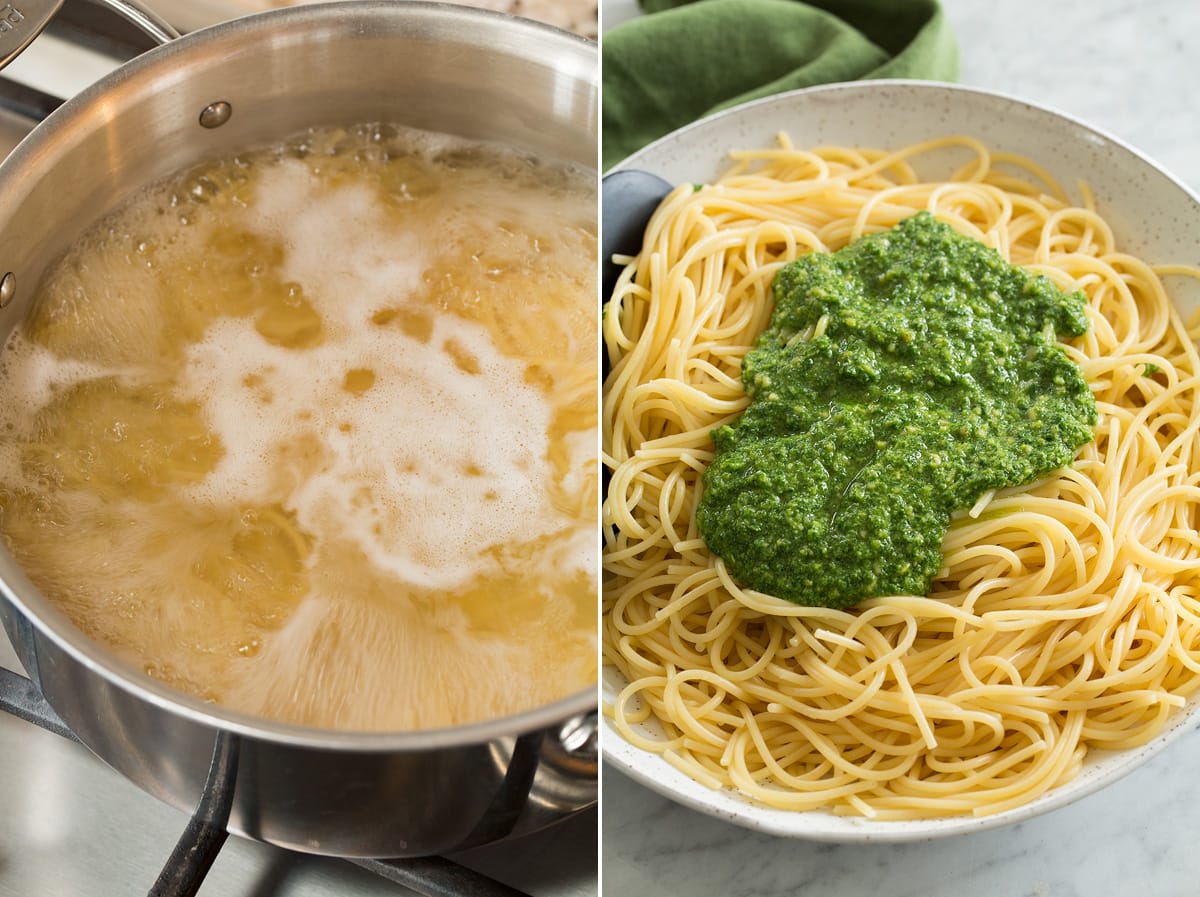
(0, 0, 597, 859)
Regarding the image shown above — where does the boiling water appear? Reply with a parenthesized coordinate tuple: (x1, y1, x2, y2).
(0, 125, 597, 730)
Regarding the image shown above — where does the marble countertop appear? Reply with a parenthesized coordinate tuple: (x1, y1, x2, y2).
(600, 1, 1200, 895)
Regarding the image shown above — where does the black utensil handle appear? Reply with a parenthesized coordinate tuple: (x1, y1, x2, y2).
(600, 168, 674, 302)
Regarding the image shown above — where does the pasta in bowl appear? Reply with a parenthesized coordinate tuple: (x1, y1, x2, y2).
(601, 81, 1200, 839)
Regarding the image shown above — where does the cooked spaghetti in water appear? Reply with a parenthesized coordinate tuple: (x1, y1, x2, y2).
(0, 124, 598, 732)
(602, 134, 1200, 818)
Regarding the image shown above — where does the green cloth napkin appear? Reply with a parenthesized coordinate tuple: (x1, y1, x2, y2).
(603, 0, 959, 169)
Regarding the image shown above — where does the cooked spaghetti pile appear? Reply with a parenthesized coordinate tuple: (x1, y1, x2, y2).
(602, 135, 1200, 818)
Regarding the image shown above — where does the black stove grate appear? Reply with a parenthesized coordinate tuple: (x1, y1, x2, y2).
(1, 664, 536, 897)
(0, 663, 78, 741)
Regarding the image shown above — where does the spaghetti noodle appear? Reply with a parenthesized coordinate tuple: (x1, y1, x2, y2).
(602, 135, 1200, 818)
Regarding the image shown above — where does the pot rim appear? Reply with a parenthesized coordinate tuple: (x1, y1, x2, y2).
(0, 0, 598, 752)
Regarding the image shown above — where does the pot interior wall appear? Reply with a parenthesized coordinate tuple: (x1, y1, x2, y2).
(0, 2, 596, 343)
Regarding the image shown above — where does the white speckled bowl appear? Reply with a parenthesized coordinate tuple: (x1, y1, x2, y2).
(603, 80, 1200, 842)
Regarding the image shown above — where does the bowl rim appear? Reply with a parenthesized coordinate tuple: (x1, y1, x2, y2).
(602, 77, 1200, 841)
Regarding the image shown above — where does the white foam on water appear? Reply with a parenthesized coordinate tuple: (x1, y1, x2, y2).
(0, 332, 116, 430)
(179, 309, 562, 590)
(249, 159, 427, 327)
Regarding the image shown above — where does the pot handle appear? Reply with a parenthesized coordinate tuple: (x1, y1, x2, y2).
(88, 0, 180, 46)
(0, 0, 178, 72)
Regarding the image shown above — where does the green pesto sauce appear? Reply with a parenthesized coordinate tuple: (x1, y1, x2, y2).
(696, 212, 1097, 609)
